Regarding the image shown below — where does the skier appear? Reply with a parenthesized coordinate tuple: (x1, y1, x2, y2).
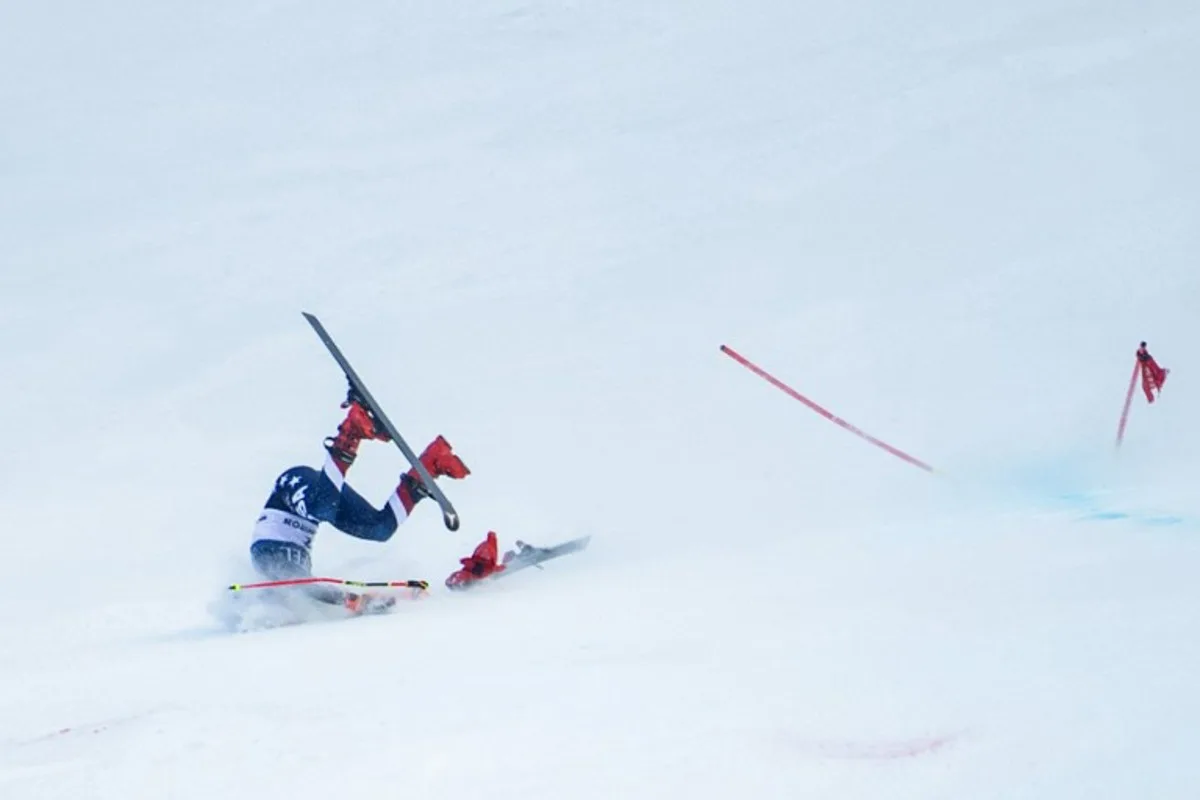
(251, 388, 470, 613)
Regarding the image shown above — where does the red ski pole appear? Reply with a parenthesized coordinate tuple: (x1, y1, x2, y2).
(228, 577, 429, 592)
(1115, 360, 1140, 448)
(719, 344, 934, 473)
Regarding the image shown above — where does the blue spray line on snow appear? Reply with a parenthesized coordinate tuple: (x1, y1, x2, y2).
(1051, 491, 1186, 526)
(998, 456, 1194, 528)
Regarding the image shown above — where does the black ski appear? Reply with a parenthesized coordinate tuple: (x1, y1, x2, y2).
(302, 312, 460, 531)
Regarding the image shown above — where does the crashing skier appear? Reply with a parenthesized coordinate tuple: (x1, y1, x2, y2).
(250, 388, 470, 613)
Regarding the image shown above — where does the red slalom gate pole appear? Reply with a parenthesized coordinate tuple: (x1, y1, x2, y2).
(1115, 360, 1140, 448)
(719, 344, 935, 473)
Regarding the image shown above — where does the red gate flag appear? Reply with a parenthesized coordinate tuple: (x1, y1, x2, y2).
(1116, 341, 1170, 449)
(1137, 342, 1168, 404)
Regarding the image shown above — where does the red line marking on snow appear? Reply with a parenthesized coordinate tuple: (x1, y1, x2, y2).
(1115, 360, 1139, 448)
(12, 724, 111, 748)
(9, 712, 159, 749)
(719, 344, 935, 473)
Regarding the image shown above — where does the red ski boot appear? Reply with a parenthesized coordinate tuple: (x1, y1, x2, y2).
(445, 531, 506, 590)
(416, 435, 470, 480)
(396, 436, 471, 513)
(324, 401, 390, 467)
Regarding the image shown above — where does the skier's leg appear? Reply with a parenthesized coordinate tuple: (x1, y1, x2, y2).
(331, 481, 405, 541)
(330, 435, 471, 542)
(259, 393, 392, 532)
(271, 398, 393, 533)
(265, 446, 395, 542)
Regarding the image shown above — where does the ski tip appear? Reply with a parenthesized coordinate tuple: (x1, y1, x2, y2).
(444, 511, 460, 532)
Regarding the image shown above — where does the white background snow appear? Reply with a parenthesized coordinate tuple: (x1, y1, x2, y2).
(2, 0, 1199, 797)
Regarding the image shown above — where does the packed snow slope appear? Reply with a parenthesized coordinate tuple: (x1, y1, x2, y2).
(2, 1, 1199, 797)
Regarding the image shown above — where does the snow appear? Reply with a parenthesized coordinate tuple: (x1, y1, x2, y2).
(2, 0, 1199, 796)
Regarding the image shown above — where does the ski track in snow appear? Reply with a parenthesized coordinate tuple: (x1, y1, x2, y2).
(785, 732, 966, 761)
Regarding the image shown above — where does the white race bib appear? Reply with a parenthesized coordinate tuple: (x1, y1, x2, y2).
(251, 508, 318, 549)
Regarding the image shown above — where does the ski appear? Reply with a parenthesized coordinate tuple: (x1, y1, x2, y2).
(448, 536, 591, 590)
(302, 312, 460, 531)
(499, 536, 592, 576)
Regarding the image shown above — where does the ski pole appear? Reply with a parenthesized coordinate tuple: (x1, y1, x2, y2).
(228, 577, 429, 592)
